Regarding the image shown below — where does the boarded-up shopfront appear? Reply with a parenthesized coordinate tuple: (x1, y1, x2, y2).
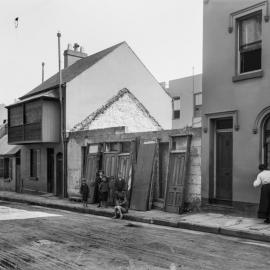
(67, 126, 201, 213)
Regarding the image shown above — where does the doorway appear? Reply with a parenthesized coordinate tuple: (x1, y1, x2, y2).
(215, 118, 233, 203)
(15, 153, 21, 193)
(56, 152, 63, 196)
(263, 115, 270, 168)
(47, 148, 54, 193)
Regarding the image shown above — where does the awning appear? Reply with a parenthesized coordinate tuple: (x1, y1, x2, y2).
(0, 135, 21, 157)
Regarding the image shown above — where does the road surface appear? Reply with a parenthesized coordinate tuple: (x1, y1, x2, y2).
(0, 200, 270, 270)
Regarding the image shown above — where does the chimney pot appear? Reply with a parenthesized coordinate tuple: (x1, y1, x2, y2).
(64, 43, 88, 68)
(73, 43, 80, 51)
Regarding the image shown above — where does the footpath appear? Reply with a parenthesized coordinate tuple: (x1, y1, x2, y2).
(1, 191, 270, 243)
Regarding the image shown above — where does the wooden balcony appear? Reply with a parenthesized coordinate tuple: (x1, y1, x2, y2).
(7, 97, 60, 145)
(8, 123, 42, 144)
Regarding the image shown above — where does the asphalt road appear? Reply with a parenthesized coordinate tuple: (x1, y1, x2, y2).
(0, 201, 270, 270)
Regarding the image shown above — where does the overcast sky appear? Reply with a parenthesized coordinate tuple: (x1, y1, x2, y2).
(0, 0, 202, 105)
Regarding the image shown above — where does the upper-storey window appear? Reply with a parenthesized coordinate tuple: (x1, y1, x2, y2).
(25, 101, 42, 124)
(238, 11, 262, 74)
(194, 93, 202, 118)
(172, 97, 180, 119)
(9, 105, 23, 127)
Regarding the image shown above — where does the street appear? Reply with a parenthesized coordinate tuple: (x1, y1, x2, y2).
(0, 201, 270, 270)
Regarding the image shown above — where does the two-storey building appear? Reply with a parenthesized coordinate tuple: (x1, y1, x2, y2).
(6, 42, 171, 196)
(202, 0, 270, 214)
(162, 74, 202, 129)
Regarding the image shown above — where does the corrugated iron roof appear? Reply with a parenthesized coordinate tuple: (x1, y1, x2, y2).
(0, 135, 21, 156)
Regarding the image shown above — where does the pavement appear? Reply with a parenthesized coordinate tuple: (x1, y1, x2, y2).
(1, 191, 270, 243)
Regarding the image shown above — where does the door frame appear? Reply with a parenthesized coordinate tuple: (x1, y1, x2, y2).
(213, 120, 233, 203)
(164, 135, 192, 213)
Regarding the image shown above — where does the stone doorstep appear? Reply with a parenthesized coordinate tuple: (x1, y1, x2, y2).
(1, 193, 270, 243)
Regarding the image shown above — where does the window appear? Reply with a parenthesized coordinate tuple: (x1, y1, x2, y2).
(0, 158, 12, 179)
(172, 97, 180, 119)
(105, 142, 120, 152)
(121, 142, 131, 153)
(171, 137, 186, 151)
(216, 118, 233, 130)
(9, 105, 23, 127)
(194, 93, 202, 118)
(30, 149, 38, 178)
(238, 11, 262, 74)
(25, 101, 42, 124)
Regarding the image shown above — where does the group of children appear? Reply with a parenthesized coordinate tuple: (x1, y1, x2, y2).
(80, 170, 128, 219)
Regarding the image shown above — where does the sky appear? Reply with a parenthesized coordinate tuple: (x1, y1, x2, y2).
(0, 0, 203, 105)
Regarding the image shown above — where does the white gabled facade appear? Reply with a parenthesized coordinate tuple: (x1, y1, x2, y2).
(66, 42, 171, 131)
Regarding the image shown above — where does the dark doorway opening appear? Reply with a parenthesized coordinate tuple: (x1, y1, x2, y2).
(15, 152, 21, 193)
(47, 148, 54, 193)
(56, 152, 63, 196)
(264, 116, 270, 168)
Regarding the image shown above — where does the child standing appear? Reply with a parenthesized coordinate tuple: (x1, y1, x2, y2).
(80, 178, 89, 208)
(99, 176, 109, 207)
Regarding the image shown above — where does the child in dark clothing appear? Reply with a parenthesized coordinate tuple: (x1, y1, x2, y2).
(80, 179, 89, 208)
(99, 176, 109, 207)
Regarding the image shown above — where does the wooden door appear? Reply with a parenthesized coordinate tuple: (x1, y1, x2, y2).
(47, 148, 54, 193)
(165, 152, 186, 213)
(56, 152, 63, 196)
(216, 132, 232, 202)
(159, 143, 169, 199)
(130, 141, 157, 211)
(85, 153, 99, 203)
(117, 154, 131, 182)
(103, 153, 118, 177)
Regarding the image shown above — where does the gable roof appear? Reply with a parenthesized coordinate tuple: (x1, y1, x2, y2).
(20, 42, 125, 100)
(71, 88, 162, 132)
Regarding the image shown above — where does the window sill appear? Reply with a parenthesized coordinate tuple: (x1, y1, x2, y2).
(3, 178, 11, 182)
(29, 177, 38, 181)
(232, 70, 263, 82)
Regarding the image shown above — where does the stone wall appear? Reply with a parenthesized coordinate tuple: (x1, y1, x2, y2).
(67, 126, 201, 210)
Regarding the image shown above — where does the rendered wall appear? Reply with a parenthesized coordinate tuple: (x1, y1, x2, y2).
(20, 143, 62, 194)
(167, 74, 202, 129)
(202, 0, 270, 204)
(65, 43, 171, 131)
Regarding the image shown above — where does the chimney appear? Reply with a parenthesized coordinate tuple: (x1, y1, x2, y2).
(64, 43, 88, 68)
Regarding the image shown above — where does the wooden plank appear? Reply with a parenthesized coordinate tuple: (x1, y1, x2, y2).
(130, 140, 156, 211)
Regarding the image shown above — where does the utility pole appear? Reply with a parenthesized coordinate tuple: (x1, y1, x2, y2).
(42, 62, 45, 83)
(57, 31, 66, 198)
